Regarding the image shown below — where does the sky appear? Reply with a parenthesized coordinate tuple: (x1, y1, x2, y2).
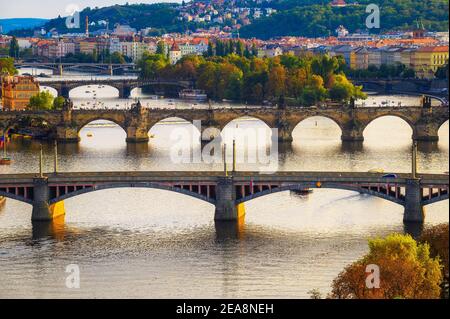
(0, 0, 181, 19)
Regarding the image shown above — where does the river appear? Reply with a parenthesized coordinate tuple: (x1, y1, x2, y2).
(0, 71, 448, 298)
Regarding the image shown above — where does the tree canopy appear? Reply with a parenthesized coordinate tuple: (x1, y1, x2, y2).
(330, 233, 443, 299)
(139, 51, 366, 105)
(0, 57, 18, 75)
(28, 91, 63, 111)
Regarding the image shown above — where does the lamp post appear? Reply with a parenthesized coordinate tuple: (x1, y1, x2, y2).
(412, 141, 418, 179)
(54, 140, 58, 174)
(39, 144, 43, 178)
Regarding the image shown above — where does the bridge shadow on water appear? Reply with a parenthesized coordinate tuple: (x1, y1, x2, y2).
(340, 141, 364, 153)
(214, 218, 246, 241)
(31, 215, 67, 241)
(417, 141, 440, 153)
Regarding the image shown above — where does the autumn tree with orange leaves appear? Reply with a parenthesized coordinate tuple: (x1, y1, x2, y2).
(330, 234, 442, 299)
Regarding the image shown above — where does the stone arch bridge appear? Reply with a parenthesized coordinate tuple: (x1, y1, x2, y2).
(0, 106, 448, 143)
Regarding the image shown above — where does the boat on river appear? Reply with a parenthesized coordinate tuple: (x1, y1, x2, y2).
(179, 89, 207, 101)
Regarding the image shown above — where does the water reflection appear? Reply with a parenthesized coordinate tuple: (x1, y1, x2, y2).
(403, 222, 425, 239)
(417, 141, 439, 153)
(215, 218, 246, 241)
(340, 141, 364, 153)
(32, 215, 67, 241)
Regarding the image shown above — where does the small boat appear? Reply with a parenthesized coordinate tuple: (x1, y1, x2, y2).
(149, 134, 155, 138)
(86, 132, 93, 137)
(179, 89, 207, 101)
(85, 91, 91, 93)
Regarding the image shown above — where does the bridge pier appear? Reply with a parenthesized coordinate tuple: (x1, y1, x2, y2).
(52, 64, 63, 76)
(56, 126, 80, 143)
(60, 86, 70, 99)
(413, 124, 440, 142)
(341, 128, 364, 142)
(32, 178, 66, 221)
(126, 126, 150, 143)
(214, 177, 245, 221)
(118, 86, 132, 99)
(403, 178, 425, 223)
(32, 178, 51, 221)
(278, 127, 293, 143)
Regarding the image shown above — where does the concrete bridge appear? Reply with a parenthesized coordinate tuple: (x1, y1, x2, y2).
(15, 62, 138, 76)
(0, 171, 447, 224)
(0, 105, 448, 143)
(36, 78, 194, 99)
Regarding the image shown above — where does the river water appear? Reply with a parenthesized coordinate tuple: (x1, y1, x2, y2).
(0, 72, 448, 299)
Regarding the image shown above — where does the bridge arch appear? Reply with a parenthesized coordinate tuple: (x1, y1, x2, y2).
(68, 84, 120, 98)
(48, 183, 216, 206)
(363, 114, 415, 132)
(0, 191, 33, 205)
(291, 116, 343, 142)
(148, 117, 202, 136)
(438, 119, 449, 131)
(1, 115, 60, 136)
(236, 183, 406, 207)
(220, 115, 274, 132)
(76, 118, 128, 142)
(362, 115, 414, 144)
(40, 86, 59, 97)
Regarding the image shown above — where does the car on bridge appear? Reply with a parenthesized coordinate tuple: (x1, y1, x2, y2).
(382, 173, 398, 179)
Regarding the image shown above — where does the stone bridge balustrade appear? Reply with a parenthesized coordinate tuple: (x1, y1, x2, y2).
(1, 105, 448, 144)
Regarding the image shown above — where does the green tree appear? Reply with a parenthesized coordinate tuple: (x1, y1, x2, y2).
(53, 96, 66, 110)
(0, 57, 18, 75)
(329, 74, 366, 102)
(156, 41, 166, 55)
(28, 91, 55, 111)
(9, 36, 20, 59)
(207, 42, 214, 57)
(235, 40, 244, 57)
(138, 53, 169, 79)
(330, 234, 442, 299)
(110, 52, 126, 64)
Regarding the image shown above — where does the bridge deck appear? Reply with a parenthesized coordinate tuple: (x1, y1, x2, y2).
(0, 172, 448, 185)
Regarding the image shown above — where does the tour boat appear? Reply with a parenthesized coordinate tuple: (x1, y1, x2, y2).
(179, 89, 207, 101)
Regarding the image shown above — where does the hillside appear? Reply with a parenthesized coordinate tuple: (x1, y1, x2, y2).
(6, 0, 449, 38)
(240, 0, 449, 39)
(9, 3, 183, 36)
